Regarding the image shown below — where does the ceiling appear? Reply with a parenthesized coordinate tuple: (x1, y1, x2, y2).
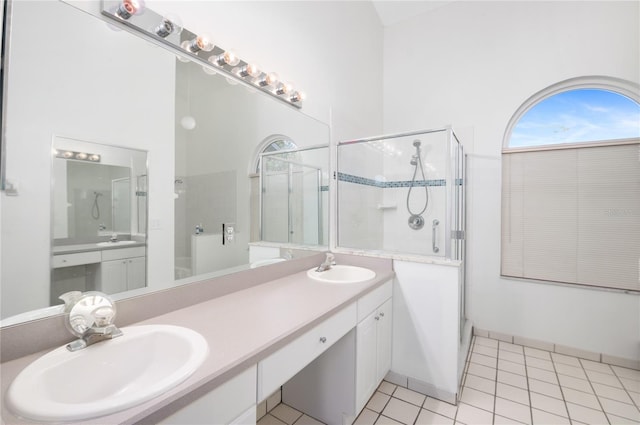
(371, 1, 457, 27)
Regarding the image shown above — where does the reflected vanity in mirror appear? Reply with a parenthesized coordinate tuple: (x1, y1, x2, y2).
(51, 137, 148, 303)
(0, 0, 329, 324)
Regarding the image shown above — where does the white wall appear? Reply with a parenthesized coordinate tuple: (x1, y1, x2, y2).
(383, 1, 640, 360)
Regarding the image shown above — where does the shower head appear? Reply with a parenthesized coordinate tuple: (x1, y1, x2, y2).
(413, 140, 421, 147)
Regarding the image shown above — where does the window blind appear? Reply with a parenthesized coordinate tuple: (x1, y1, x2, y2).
(501, 141, 640, 292)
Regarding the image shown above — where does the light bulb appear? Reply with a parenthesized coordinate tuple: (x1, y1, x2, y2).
(210, 50, 240, 67)
(89, 154, 101, 162)
(115, 0, 142, 20)
(181, 116, 197, 130)
(154, 16, 182, 38)
(75, 152, 88, 160)
(290, 91, 306, 103)
(63, 151, 74, 159)
(274, 82, 292, 96)
(181, 34, 214, 53)
(235, 63, 260, 78)
(255, 72, 278, 87)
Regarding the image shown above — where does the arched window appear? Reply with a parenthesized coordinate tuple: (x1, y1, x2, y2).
(501, 77, 640, 292)
(252, 135, 299, 174)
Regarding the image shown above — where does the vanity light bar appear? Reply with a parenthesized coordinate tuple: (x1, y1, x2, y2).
(54, 150, 101, 162)
(101, 0, 304, 109)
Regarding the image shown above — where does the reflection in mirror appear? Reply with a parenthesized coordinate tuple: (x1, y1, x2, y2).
(0, 0, 329, 324)
(51, 137, 148, 304)
(260, 146, 329, 246)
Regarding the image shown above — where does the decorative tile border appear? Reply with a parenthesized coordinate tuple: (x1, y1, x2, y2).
(337, 172, 448, 188)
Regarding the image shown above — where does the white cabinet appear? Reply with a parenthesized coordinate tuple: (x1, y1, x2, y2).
(99, 247, 146, 294)
(355, 283, 393, 414)
(159, 365, 257, 425)
(257, 303, 357, 402)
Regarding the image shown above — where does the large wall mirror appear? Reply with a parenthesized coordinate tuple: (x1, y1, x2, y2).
(0, 0, 329, 324)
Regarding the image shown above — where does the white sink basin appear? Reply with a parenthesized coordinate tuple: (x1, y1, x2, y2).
(96, 240, 137, 247)
(307, 265, 376, 283)
(6, 325, 208, 422)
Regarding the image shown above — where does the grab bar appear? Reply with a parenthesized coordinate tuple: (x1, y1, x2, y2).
(432, 219, 440, 253)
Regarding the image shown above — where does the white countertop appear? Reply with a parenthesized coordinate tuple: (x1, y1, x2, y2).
(0, 263, 394, 425)
(53, 241, 146, 255)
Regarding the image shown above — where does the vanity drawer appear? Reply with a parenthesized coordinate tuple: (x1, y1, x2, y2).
(357, 280, 392, 322)
(101, 246, 146, 261)
(52, 251, 102, 268)
(257, 303, 357, 402)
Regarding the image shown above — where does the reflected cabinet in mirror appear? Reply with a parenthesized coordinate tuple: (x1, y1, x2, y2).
(0, 0, 329, 324)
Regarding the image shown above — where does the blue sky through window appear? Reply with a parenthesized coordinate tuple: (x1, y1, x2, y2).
(510, 89, 640, 147)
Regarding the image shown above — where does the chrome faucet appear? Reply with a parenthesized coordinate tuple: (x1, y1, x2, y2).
(315, 253, 336, 272)
(109, 233, 118, 242)
(60, 291, 123, 352)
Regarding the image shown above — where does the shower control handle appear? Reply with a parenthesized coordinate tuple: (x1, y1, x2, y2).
(432, 219, 440, 253)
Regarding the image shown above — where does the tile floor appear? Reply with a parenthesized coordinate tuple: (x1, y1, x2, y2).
(258, 336, 640, 425)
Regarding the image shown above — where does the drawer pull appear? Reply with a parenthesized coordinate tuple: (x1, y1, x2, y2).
(375, 315, 380, 321)
(379, 312, 385, 317)
(319, 337, 327, 343)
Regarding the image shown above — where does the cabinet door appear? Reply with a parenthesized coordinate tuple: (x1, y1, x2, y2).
(100, 259, 128, 294)
(376, 299, 393, 382)
(127, 256, 146, 290)
(356, 310, 378, 413)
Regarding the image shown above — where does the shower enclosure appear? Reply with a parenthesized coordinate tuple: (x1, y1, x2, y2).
(260, 153, 324, 246)
(337, 127, 465, 262)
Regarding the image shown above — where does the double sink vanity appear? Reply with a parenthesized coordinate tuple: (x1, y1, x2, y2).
(0, 254, 394, 425)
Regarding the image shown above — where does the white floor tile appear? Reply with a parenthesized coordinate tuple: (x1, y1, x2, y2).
(381, 398, 420, 425)
(555, 363, 587, 380)
(620, 377, 640, 393)
(612, 366, 640, 381)
(524, 346, 551, 360)
(494, 397, 531, 424)
(354, 408, 379, 425)
(499, 342, 524, 354)
(498, 359, 526, 376)
(271, 404, 303, 425)
(498, 370, 528, 389)
(393, 386, 426, 407)
(599, 397, 640, 422)
(558, 373, 594, 393)
(464, 373, 496, 395)
(527, 366, 558, 385)
(471, 352, 498, 368)
(475, 336, 499, 349)
(423, 397, 458, 419)
(591, 382, 634, 404)
(415, 409, 454, 425)
(580, 359, 614, 375)
(468, 363, 497, 380)
(473, 344, 498, 358)
(566, 402, 609, 424)
(628, 390, 640, 406)
(531, 408, 571, 425)
(500, 350, 525, 365)
(561, 387, 601, 409)
(367, 392, 391, 413)
(605, 412, 640, 424)
(454, 403, 493, 425)
(525, 356, 554, 372)
(496, 382, 530, 406)
(551, 353, 581, 367)
(493, 414, 524, 424)
(461, 387, 495, 412)
(267, 390, 283, 411)
(528, 378, 563, 400)
(378, 381, 397, 396)
(530, 392, 569, 418)
(375, 415, 403, 425)
(258, 414, 288, 425)
(586, 369, 624, 388)
(295, 414, 324, 425)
